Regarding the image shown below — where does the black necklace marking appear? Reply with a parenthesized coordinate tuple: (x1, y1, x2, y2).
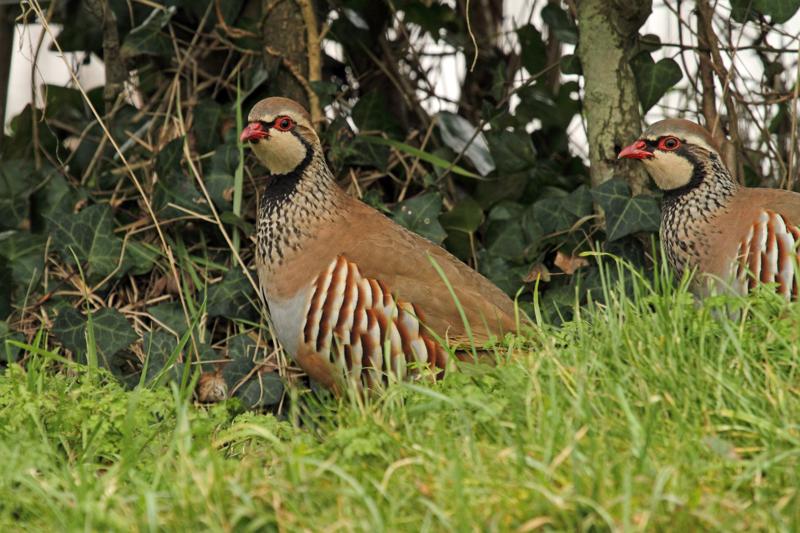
(260, 131, 314, 206)
(661, 149, 706, 200)
(256, 137, 339, 266)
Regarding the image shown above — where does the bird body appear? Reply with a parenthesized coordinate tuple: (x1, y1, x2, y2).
(619, 118, 800, 297)
(241, 97, 516, 390)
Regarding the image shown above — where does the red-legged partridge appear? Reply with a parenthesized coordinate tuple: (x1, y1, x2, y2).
(619, 118, 800, 297)
(240, 97, 516, 391)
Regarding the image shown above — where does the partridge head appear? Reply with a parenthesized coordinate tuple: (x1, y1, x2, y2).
(620, 118, 800, 298)
(240, 97, 318, 175)
(241, 97, 517, 392)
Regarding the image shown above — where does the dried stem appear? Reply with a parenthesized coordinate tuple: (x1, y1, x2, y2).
(696, 0, 743, 180)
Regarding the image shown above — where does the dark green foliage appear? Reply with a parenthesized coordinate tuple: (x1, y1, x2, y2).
(207, 269, 258, 321)
(730, 0, 800, 22)
(393, 192, 448, 244)
(591, 180, 661, 241)
(120, 6, 177, 58)
(47, 205, 124, 282)
(517, 24, 547, 74)
(0, 159, 48, 231)
(236, 373, 285, 409)
(0, 232, 46, 292)
(541, 3, 578, 44)
(631, 53, 683, 112)
(53, 307, 138, 366)
(153, 137, 208, 216)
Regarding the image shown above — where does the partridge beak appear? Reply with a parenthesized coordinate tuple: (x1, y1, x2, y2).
(240, 122, 269, 143)
(618, 140, 653, 160)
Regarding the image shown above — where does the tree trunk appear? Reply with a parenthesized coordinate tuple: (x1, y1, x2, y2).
(260, 0, 321, 123)
(576, 0, 650, 194)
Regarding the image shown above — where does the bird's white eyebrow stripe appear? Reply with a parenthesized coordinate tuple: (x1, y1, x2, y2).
(683, 134, 716, 152)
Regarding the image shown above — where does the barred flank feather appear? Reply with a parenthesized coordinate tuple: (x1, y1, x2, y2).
(300, 255, 447, 389)
(735, 210, 800, 298)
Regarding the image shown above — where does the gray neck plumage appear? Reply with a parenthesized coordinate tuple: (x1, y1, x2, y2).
(256, 148, 339, 268)
(660, 152, 738, 277)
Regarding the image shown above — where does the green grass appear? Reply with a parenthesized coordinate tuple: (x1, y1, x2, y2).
(1, 259, 799, 531)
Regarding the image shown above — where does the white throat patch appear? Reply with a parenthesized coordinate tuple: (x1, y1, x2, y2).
(252, 131, 308, 175)
(643, 151, 694, 191)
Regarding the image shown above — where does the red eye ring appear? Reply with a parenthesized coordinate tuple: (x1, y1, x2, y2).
(274, 116, 294, 131)
(658, 136, 681, 151)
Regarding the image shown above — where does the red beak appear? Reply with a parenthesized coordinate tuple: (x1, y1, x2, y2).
(240, 122, 269, 143)
(618, 140, 653, 160)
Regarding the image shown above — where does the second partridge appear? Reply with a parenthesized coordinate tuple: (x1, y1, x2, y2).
(619, 118, 800, 298)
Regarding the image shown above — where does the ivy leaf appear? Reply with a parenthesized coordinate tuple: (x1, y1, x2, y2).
(560, 54, 582, 75)
(153, 137, 208, 216)
(0, 159, 43, 230)
(142, 330, 186, 384)
(392, 192, 447, 244)
(541, 3, 577, 44)
(0, 231, 46, 289)
(486, 220, 527, 261)
(521, 185, 591, 241)
(143, 330, 178, 364)
(352, 92, 401, 138)
(53, 307, 137, 363)
(123, 240, 159, 276)
(52, 307, 86, 355)
(4, 106, 59, 161)
(632, 54, 683, 112)
(47, 204, 123, 282)
(756, 0, 800, 22)
(591, 179, 661, 241)
(402, 2, 457, 37)
(236, 373, 284, 409)
(33, 173, 84, 230)
(440, 196, 484, 234)
(89, 308, 139, 360)
(204, 142, 240, 209)
(529, 196, 575, 236)
(639, 34, 662, 53)
(485, 130, 537, 174)
(121, 6, 176, 58)
(475, 173, 528, 208)
(436, 112, 495, 176)
(228, 333, 258, 361)
(517, 24, 546, 74)
(207, 269, 258, 320)
(193, 99, 224, 153)
(220, 334, 258, 389)
(222, 357, 254, 389)
(477, 251, 528, 296)
(564, 185, 593, 218)
(196, 342, 219, 371)
(731, 0, 800, 22)
(148, 302, 189, 336)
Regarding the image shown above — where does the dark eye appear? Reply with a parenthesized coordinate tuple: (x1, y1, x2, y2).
(275, 117, 294, 131)
(659, 136, 680, 151)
